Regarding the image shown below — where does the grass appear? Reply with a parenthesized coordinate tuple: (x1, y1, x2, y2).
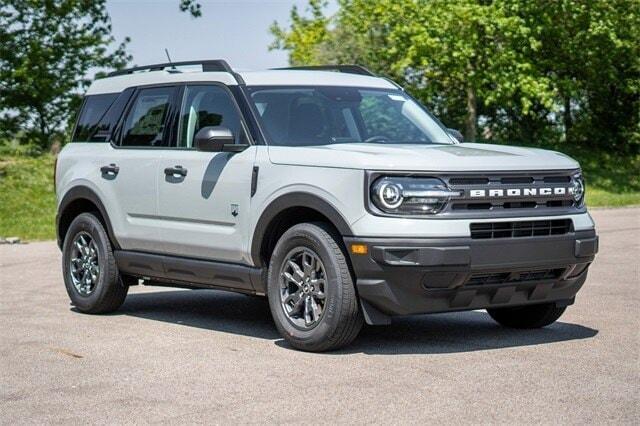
(0, 148, 637, 241)
(0, 154, 56, 241)
(544, 144, 640, 207)
(587, 188, 640, 207)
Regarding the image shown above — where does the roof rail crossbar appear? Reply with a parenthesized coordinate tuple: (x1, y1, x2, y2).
(273, 64, 376, 77)
(108, 59, 234, 77)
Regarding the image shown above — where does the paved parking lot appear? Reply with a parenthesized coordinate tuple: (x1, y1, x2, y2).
(1, 207, 638, 424)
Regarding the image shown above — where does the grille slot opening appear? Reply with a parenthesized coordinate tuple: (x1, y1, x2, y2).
(452, 203, 492, 210)
(466, 268, 564, 286)
(470, 219, 572, 239)
(503, 201, 538, 209)
(544, 175, 571, 183)
(449, 177, 489, 186)
(501, 177, 534, 184)
(546, 200, 573, 208)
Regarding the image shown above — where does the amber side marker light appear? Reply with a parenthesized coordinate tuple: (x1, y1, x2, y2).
(350, 244, 368, 255)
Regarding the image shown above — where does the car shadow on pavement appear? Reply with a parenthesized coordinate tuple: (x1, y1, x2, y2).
(334, 313, 598, 355)
(113, 289, 598, 355)
(116, 289, 281, 339)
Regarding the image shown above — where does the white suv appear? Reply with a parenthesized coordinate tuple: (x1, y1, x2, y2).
(56, 60, 598, 351)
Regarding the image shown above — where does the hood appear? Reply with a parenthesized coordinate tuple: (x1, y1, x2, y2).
(267, 142, 580, 172)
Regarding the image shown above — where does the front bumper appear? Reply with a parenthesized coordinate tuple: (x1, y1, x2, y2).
(344, 230, 598, 325)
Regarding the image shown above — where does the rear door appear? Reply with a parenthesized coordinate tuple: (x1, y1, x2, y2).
(103, 85, 180, 252)
(156, 83, 256, 263)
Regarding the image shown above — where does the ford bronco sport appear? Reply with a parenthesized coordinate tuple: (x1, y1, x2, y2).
(56, 60, 598, 351)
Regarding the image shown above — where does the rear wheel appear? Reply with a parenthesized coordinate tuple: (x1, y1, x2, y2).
(267, 222, 363, 352)
(62, 212, 128, 314)
(487, 303, 566, 329)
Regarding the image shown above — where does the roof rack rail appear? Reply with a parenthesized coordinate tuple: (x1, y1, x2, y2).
(107, 59, 234, 77)
(273, 64, 376, 77)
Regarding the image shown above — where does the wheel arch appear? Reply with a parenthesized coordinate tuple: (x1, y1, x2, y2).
(250, 192, 353, 267)
(56, 186, 120, 250)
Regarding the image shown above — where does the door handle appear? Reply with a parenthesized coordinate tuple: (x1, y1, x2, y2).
(100, 163, 119, 177)
(164, 165, 188, 177)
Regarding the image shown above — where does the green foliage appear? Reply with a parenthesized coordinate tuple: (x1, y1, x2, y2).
(271, 0, 640, 153)
(0, 154, 56, 240)
(269, 0, 330, 65)
(0, 0, 130, 149)
(179, 0, 202, 18)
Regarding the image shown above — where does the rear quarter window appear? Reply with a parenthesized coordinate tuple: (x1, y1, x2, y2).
(72, 90, 133, 142)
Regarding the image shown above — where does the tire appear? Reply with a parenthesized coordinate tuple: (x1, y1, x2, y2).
(267, 222, 363, 352)
(487, 303, 567, 329)
(62, 212, 128, 314)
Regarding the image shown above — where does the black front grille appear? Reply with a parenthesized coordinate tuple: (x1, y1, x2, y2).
(470, 219, 572, 239)
(466, 268, 564, 286)
(443, 171, 579, 214)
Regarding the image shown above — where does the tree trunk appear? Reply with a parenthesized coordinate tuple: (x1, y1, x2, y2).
(465, 87, 478, 142)
(563, 96, 572, 142)
(35, 107, 50, 149)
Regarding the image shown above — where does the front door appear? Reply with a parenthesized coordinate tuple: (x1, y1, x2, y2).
(157, 84, 256, 263)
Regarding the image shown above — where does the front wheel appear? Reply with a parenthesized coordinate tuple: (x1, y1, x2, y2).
(487, 303, 567, 329)
(267, 223, 363, 352)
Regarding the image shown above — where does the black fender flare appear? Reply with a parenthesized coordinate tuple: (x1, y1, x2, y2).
(250, 192, 353, 266)
(56, 186, 120, 250)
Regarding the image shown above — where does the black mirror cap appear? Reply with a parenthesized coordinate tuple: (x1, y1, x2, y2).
(447, 128, 464, 143)
(194, 126, 235, 152)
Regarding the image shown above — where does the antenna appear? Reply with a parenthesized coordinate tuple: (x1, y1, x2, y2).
(164, 48, 175, 69)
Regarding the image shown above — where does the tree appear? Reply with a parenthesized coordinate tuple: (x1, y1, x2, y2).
(179, 0, 202, 18)
(269, 0, 331, 65)
(271, 0, 639, 151)
(271, 0, 555, 142)
(0, 0, 130, 149)
(510, 0, 640, 151)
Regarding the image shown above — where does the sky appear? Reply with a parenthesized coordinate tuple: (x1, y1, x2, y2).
(105, 0, 337, 70)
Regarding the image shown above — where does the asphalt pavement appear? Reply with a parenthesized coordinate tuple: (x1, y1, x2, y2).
(1, 207, 638, 424)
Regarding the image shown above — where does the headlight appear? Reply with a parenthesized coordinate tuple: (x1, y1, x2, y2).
(371, 176, 460, 215)
(569, 172, 585, 205)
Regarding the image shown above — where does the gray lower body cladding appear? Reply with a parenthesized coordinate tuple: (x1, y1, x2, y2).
(344, 230, 598, 325)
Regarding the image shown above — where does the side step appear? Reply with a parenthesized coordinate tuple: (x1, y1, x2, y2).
(114, 251, 265, 294)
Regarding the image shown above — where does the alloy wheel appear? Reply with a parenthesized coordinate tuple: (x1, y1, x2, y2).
(279, 247, 327, 329)
(69, 232, 100, 296)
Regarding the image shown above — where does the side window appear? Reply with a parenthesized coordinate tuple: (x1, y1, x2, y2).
(120, 87, 175, 147)
(91, 88, 134, 142)
(72, 93, 118, 142)
(177, 85, 244, 148)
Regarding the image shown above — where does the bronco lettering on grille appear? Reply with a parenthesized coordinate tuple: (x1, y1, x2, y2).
(469, 187, 568, 198)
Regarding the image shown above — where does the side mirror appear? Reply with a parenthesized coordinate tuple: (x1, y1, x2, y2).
(194, 126, 249, 153)
(447, 128, 464, 143)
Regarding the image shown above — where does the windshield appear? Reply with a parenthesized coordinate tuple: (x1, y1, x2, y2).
(246, 86, 455, 146)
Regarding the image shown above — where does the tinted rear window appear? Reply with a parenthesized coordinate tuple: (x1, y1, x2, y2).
(91, 89, 134, 142)
(73, 94, 119, 142)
